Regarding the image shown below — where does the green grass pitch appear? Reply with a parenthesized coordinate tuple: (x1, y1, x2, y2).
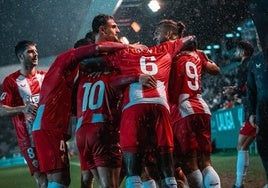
(0, 151, 266, 187)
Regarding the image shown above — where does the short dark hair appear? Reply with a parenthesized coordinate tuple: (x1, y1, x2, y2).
(92, 14, 114, 33)
(73, 38, 92, 48)
(84, 30, 96, 43)
(158, 19, 186, 38)
(237, 40, 254, 57)
(15, 40, 36, 56)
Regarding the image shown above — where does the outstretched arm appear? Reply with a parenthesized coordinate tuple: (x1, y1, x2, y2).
(97, 42, 148, 54)
(0, 104, 25, 117)
(74, 42, 128, 62)
(79, 42, 148, 68)
(181, 35, 197, 51)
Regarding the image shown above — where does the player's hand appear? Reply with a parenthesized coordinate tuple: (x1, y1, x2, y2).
(139, 74, 157, 88)
(23, 102, 38, 123)
(23, 102, 38, 116)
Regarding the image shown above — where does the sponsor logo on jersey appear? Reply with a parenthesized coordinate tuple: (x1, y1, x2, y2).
(0, 92, 7, 101)
(31, 94, 40, 103)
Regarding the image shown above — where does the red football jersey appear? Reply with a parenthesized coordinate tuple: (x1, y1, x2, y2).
(34, 49, 81, 135)
(76, 71, 121, 129)
(0, 70, 46, 145)
(169, 50, 211, 119)
(104, 39, 183, 111)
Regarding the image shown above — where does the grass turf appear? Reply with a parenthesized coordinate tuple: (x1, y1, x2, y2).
(0, 151, 266, 187)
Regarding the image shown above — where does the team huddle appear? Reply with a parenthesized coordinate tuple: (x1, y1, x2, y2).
(5, 12, 268, 188)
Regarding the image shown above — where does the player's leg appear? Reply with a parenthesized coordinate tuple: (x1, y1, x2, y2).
(33, 129, 69, 188)
(234, 130, 255, 188)
(96, 167, 112, 187)
(111, 167, 122, 188)
(120, 106, 145, 188)
(141, 166, 158, 188)
(173, 116, 202, 187)
(21, 146, 48, 188)
(181, 152, 204, 188)
(47, 168, 70, 188)
(33, 171, 48, 188)
(76, 124, 101, 187)
(123, 152, 143, 188)
(174, 167, 188, 188)
(155, 105, 177, 187)
(46, 140, 70, 188)
(96, 166, 121, 188)
(81, 170, 94, 188)
(198, 154, 220, 188)
(141, 152, 160, 188)
(173, 122, 188, 187)
(20, 126, 48, 188)
(158, 151, 178, 188)
(197, 114, 220, 188)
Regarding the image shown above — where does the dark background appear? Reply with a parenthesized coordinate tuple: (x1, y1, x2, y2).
(0, 0, 251, 68)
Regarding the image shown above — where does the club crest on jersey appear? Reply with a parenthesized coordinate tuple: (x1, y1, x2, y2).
(256, 63, 261, 68)
(20, 84, 26, 87)
(31, 94, 40, 103)
(0, 92, 7, 101)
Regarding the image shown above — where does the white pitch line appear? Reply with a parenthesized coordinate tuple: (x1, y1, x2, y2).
(70, 161, 80, 166)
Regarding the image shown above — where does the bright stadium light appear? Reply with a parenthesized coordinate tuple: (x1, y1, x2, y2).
(225, 33, 234, 38)
(148, 0, 160, 12)
(206, 45, 212, 50)
(131, 21, 141, 32)
(237, 26, 242, 31)
(204, 50, 211, 54)
(213, 44, 220, 49)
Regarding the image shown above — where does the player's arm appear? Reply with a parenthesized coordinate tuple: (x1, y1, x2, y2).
(0, 84, 27, 117)
(0, 104, 26, 117)
(95, 42, 148, 55)
(110, 74, 157, 89)
(80, 43, 148, 68)
(180, 35, 197, 51)
(199, 50, 220, 75)
(0, 103, 38, 117)
(74, 42, 128, 62)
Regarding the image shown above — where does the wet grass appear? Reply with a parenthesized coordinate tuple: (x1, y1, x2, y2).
(0, 151, 265, 188)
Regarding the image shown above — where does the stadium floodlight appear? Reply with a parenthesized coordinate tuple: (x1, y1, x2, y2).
(148, 0, 160, 12)
(204, 50, 211, 54)
(237, 26, 242, 31)
(131, 21, 141, 32)
(206, 45, 212, 50)
(213, 44, 220, 49)
(225, 33, 234, 38)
